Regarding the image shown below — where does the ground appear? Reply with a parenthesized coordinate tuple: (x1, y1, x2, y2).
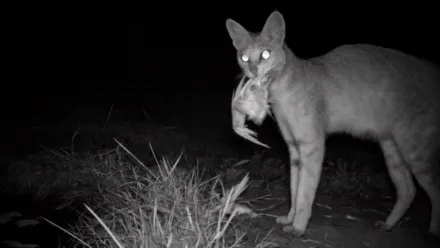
(0, 105, 438, 248)
(237, 178, 437, 248)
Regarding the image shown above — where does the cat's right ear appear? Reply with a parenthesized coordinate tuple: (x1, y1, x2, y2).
(226, 19, 250, 49)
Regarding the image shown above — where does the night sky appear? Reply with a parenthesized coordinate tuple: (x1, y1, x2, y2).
(44, 3, 439, 104)
(5, 2, 440, 153)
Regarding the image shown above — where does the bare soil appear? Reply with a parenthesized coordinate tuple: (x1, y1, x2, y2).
(237, 178, 440, 248)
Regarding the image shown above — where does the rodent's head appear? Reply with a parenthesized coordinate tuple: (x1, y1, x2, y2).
(226, 11, 287, 78)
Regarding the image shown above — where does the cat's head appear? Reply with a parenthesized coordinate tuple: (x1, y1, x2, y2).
(226, 11, 287, 78)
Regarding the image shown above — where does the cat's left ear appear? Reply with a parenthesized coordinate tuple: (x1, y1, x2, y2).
(261, 11, 285, 46)
(226, 18, 251, 49)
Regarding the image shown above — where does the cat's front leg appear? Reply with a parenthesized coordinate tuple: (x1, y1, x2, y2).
(284, 136, 325, 237)
(276, 143, 300, 225)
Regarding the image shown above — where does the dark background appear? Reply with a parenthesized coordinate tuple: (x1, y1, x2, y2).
(4, 2, 440, 157)
(0, 4, 438, 245)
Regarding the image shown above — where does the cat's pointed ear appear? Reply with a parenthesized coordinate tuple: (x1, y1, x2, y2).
(226, 18, 251, 49)
(261, 11, 285, 46)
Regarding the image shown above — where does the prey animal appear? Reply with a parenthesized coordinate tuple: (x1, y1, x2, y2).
(231, 74, 272, 148)
(227, 11, 440, 238)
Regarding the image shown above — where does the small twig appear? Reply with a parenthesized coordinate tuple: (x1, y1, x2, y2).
(314, 202, 332, 210)
(142, 109, 152, 122)
(71, 128, 82, 159)
(301, 237, 332, 247)
(102, 104, 114, 131)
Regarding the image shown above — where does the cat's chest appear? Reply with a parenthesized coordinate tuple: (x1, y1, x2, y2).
(269, 83, 301, 122)
(268, 75, 306, 108)
(268, 75, 321, 126)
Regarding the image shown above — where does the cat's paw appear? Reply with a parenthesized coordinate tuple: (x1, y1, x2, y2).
(276, 215, 293, 225)
(282, 225, 308, 238)
(373, 220, 393, 232)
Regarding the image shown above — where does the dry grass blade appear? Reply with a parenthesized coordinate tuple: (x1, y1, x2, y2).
(39, 142, 274, 248)
(84, 204, 125, 248)
(42, 217, 92, 248)
(113, 137, 159, 180)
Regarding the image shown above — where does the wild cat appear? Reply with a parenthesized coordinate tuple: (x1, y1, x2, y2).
(226, 11, 440, 238)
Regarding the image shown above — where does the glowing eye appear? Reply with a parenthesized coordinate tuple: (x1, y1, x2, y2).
(241, 53, 249, 62)
(261, 50, 271, 59)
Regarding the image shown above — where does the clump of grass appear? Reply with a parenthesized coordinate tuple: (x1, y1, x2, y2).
(45, 141, 273, 248)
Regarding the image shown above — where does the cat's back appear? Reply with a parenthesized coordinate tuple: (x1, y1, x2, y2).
(319, 43, 440, 92)
(310, 43, 440, 135)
